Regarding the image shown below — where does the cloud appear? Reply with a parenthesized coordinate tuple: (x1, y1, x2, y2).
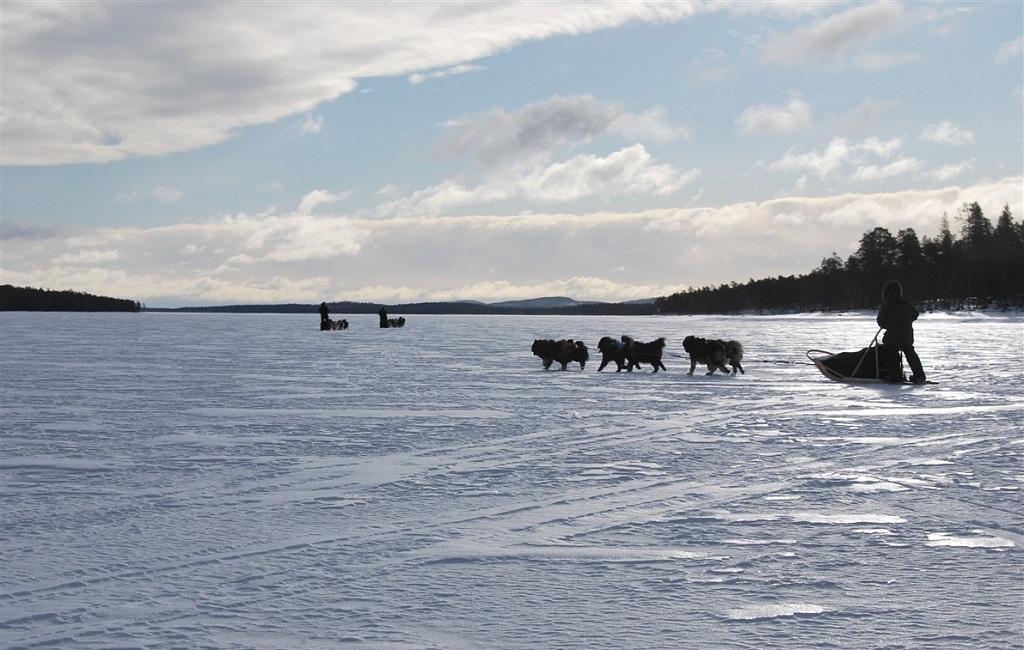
(520, 145, 698, 201)
(929, 159, 974, 182)
(736, 93, 813, 136)
(51, 249, 121, 265)
(919, 120, 975, 146)
(372, 96, 695, 215)
(226, 211, 371, 261)
(3, 2, 702, 165)
(762, 3, 908, 68)
(851, 50, 925, 73)
(116, 186, 185, 205)
(839, 97, 901, 132)
(3, 177, 1019, 306)
(297, 189, 350, 215)
(851, 158, 923, 182)
(434, 95, 685, 167)
(768, 138, 853, 178)
(297, 113, 324, 135)
(767, 136, 910, 180)
(994, 36, 1023, 64)
(377, 144, 699, 216)
(257, 181, 284, 194)
(609, 107, 689, 144)
(688, 47, 731, 85)
(408, 64, 486, 85)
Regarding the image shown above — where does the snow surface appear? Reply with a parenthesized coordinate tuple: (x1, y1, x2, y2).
(1, 311, 1022, 650)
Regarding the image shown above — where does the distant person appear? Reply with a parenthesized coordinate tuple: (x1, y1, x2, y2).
(319, 302, 330, 323)
(379, 306, 388, 328)
(876, 280, 926, 383)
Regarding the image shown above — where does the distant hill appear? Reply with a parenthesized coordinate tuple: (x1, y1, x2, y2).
(490, 296, 596, 309)
(145, 296, 659, 316)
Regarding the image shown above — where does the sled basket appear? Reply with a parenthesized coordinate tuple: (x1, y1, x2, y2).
(806, 341, 901, 384)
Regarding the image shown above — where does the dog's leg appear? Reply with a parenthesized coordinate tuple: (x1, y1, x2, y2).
(688, 359, 697, 375)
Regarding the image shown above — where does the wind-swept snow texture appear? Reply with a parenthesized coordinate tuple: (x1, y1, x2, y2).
(2, 312, 1021, 649)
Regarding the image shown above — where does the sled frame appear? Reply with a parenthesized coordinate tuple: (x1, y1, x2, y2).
(807, 329, 902, 384)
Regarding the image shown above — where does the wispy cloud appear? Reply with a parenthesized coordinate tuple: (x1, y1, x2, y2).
(839, 98, 901, 132)
(919, 120, 975, 146)
(408, 64, 486, 85)
(736, 93, 813, 136)
(687, 47, 731, 85)
(367, 95, 698, 215)
(297, 113, 324, 135)
(851, 50, 925, 73)
(761, 2, 908, 68)
(2, 3, 701, 165)
(929, 159, 974, 182)
(434, 95, 686, 167)
(378, 144, 699, 216)
(767, 137, 914, 181)
(994, 36, 1023, 64)
(116, 186, 184, 205)
(297, 189, 351, 215)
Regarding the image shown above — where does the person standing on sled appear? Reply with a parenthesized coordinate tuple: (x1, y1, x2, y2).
(876, 280, 926, 383)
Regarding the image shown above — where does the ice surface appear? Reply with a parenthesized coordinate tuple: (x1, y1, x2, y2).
(1, 311, 1022, 649)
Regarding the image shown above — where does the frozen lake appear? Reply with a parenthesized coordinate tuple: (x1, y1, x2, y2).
(1, 311, 1022, 649)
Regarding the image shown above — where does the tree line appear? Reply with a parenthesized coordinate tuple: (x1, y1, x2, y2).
(655, 202, 1024, 314)
(0, 285, 142, 312)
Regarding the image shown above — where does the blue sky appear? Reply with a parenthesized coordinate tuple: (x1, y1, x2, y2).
(2, 1, 1021, 307)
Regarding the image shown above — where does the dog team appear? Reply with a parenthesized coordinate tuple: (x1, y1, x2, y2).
(532, 334, 744, 375)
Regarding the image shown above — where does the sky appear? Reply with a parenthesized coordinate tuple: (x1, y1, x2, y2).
(2, 1, 1022, 308)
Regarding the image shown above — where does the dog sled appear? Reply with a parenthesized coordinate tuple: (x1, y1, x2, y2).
(806, 329, 902, 384)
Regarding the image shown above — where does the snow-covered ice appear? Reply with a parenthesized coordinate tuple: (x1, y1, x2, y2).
(1, 311, 1021, 649)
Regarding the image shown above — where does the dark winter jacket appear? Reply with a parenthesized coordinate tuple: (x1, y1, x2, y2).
(877, 294, 918, 346)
